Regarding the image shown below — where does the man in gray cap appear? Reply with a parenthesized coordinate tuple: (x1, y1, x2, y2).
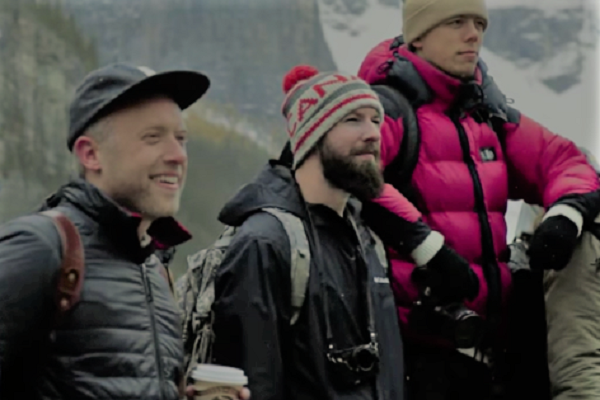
(0, 63, 247, 400)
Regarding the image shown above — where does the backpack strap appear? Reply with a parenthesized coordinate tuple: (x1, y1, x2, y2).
(591, 211, 600, 242)
(591, 224, 600, 242)
(149, 253, 176, 295)
(40, 210, 85, 326)
(371, 84, 421, 205)
(346, 210, 389, 270)
(263, 207, 311, 326)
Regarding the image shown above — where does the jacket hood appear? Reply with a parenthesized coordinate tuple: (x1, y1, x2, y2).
(358, 37, 509, 112)
(40, 179, 191, 248)
(358, 37, 485, 85)
(218, 160, 307, 226)
(357, 38, 397, 85)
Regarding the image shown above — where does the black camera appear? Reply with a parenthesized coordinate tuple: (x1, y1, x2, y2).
(326, 337, 380, 387)
(409, 265, 484, 349)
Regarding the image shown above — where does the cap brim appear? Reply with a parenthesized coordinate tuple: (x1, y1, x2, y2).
(112, 69, 210, 112)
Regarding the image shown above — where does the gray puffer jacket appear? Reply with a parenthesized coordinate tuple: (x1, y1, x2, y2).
(0, 179, 191, 400)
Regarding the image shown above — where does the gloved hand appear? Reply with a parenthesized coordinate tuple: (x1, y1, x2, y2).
(361, 199, 434, 255)
(361, 199, 478, 302)
(411, 242, 479, 304)
(528, 207, 581, 271)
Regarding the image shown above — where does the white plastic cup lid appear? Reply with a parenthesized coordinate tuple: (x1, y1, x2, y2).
(191, 364, 248, 386)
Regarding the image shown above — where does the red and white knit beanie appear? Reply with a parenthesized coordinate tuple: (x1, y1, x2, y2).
(281, 65, 383, 169)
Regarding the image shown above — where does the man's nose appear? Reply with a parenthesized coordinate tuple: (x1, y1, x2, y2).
(464, 20, 482, 42)
(164, 136, 187, 164)
(364, 120, 381, 143)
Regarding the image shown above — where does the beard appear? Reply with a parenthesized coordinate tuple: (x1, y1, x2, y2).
(318, 140, 385, 201)
(107, 175, 182, 220)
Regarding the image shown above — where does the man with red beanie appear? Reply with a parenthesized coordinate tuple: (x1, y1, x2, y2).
(207, 65, 406, 400)
(356, 0, 600, 398)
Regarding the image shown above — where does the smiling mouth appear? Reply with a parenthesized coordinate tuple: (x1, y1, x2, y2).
(152, 175, 180, 190)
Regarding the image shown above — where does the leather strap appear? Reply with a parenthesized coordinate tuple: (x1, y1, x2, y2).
(160, 265, 175, 295)
(41, 210, 84, 325)
(150, 253, 175, 295)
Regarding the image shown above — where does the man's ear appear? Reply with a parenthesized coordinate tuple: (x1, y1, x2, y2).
(73, 136, 103, 173)
(411, 38, 423, 51)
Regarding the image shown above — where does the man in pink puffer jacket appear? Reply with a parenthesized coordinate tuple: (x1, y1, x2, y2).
(356, 0, 600, 398)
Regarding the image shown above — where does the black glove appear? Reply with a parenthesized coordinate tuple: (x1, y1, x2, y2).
(412, 244, 479, 304)
(361, 201, 478, 302)
(361, 200, 432, 255)
(528, 215, 579, 271)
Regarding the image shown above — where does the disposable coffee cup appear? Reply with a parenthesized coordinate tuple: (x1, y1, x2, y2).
(191, 364, 248, 400)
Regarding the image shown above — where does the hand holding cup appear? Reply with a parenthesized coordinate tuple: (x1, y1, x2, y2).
(185, 364, 250, 400)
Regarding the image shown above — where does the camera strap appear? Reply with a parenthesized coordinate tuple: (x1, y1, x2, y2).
(323, 216, 378, 350)
(297, 183, 379, 358)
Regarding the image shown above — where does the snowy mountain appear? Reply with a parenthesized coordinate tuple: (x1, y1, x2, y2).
(485, 0, 597, 93)
(317, 0, 599, 240)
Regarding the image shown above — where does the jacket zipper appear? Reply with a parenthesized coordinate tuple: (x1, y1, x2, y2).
(142, 263, 166, 400)
(449, 114, 502, 333)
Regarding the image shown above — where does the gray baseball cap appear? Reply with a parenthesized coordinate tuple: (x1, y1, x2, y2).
(67, 63, 210, 150)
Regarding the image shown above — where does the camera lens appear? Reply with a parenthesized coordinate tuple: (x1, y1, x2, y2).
(453, 310, 483, 348)
(353, 346, 377, 371)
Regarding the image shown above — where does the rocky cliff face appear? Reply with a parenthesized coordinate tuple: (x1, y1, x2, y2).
(0, 0, 275, 276)
(0, 0, 97, 221)
(485, 3, 596, 94)
(61, 0, 336, 123)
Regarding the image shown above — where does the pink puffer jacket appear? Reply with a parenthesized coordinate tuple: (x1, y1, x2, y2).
(358, 39, 600, 347)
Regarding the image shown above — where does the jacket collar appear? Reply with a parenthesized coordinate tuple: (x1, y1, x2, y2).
(42, 179, 191, 256)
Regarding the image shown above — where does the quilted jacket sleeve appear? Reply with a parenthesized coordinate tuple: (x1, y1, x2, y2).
(504, 114, 600, 226)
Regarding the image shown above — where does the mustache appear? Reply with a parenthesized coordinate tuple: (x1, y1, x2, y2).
(351, 144, 380, 157)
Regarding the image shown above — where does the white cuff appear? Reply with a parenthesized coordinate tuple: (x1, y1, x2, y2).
(411, 231, 445, 266)
(543, 204, 584, 237)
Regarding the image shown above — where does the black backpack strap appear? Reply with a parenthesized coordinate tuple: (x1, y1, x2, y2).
(489, 116, 507, 152)
(487, 105, 522, 168)
(478, 59, 521, 156)
(371, 84, 421, 206)
(591, 223, 600, 242)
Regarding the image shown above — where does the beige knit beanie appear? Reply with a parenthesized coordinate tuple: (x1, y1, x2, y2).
(403, 0, 488, 44)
